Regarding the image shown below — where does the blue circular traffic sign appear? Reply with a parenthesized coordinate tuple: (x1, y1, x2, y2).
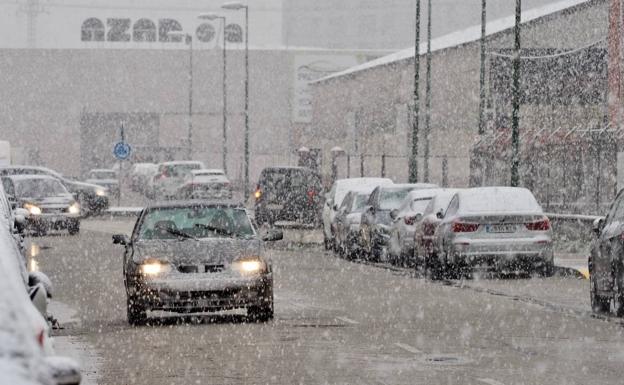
(113, 141, 132, 160)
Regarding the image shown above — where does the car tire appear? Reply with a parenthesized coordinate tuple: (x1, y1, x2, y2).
(612, 265, 624, 317)
(424, 253, 442, 281)
(127, 297, 147, 326)
(67, 221, 80, 235)
(248, 302, 274, 322)
(590, 270, 609, 314)
(540, 261, 555, 278)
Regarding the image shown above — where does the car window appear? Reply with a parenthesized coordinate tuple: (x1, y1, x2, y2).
(339, 192, 352, 211)
(138, 207, 255, 240)
(410, 197, 432, 213)
(351, 194, 368, 212)
(379, 189, 412, 210)
(1, 178, 14, 197)
(445, 196, 459, 218)
(14, 179, 68, 198)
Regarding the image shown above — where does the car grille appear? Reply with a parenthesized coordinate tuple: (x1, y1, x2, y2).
(41, 207, 68, 214)
(177, 264, 225, 274)
(175, 289, 240, 300)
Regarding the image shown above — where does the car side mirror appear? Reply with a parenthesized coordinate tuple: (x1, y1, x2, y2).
(14, 208, 28, 233)
(415, 213, 423, 221)
(333, 204, 339, 211)
(436, 209, 444, 220)
(593, 217, 605, 235)
(262, 229, 284, 242)
(28, 283, 48, 317)
(44, 356, 82, 385)
(390, 209, 399, 220)
(112, 234, 130, 245)
(29, 272, 53, 298)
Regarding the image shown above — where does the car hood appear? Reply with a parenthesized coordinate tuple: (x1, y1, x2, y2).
(133, 237, 265, 265)
(21, 195, 74, 206)
(86, 179, 118, 185)
(64, 179, 104, 192)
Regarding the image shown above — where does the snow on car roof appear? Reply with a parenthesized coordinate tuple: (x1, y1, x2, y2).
(4, 174, 58, 181)
(160, 161, 204, 166)
(192, 169, 225, 175)
(334, 178, 393, 205)
(89, 168, 116, 173)
(457, 187, 543, 215)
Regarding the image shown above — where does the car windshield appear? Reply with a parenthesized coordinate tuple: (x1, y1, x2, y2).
(14, 178, 67, 198)
(90, 171, 117, 179)
(379, 189, 412, 210)
(162, 164, 202, 177)
(138, 206, 254, 240)
(410, 197, 432, 213)
(351, 194, 369, 212)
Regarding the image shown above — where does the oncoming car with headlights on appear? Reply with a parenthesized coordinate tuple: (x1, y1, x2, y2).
(112, 201, 283, 325)
(1, 175, 81, 235)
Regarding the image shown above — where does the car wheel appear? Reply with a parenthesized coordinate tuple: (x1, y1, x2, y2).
(540, 261, 554, 277)
(590, 270, 609, 313)
(127, 297, 147, 326)
(424, 253, 442, 281)
(248, 302, 274, 322)
(67, 221, 80, 235)
(613, 266, 624, 317)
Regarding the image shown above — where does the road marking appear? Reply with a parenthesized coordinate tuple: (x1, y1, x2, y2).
(394, 342, 422, 354)
(336, 316, 359, 325)
(477, 378, 505, 385)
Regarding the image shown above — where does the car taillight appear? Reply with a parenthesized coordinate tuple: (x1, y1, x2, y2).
(404, 216, 417, 226)
(254, 186, 262, 200)
(37, 329, 45, 348)
(452, 221, 479, 233)
(525, 218, 550, 231)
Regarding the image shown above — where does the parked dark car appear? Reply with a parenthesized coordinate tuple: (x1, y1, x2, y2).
(360, 183, 437, 261)
(590, 190, 624, 315)
(2, 175, 81, 235)
(0, 166, 109, 215)
(254, 167, 323, 226)
(112, 201, 283, 325)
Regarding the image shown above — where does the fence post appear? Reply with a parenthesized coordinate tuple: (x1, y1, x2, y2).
(442, 155, 448, 187)
(360, 154, 365, 177)
(381, 154, 386, 177)
(347, 154, 351, 178)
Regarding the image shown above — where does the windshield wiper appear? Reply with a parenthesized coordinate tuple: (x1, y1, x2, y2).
(194, 223, 235, 237)
(165, 228, 198, 241)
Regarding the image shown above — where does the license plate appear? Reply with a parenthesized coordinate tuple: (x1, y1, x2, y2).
(486, 224, 516, 233)
(267, 204, 282, 210)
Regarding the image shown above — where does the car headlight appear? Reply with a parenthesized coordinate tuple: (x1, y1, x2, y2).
(139, 260, 171, 276)
(231, 257, 268, 276)
(95, 188, 107, 197)
(24, 203, 42, 215)
(68, 203, 80, 215)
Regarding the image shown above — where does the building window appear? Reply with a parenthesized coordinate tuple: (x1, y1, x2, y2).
(196, 23, 216, 43)
(107, 18, 131, 42)
(81, 18, 105, 41)
(159, 19, 183, 42)
(133, 19, 157, 42)
(225, 24, 243, 43)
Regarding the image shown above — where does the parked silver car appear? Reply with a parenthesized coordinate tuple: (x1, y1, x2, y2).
(113, 201, 282, 325)
(429, 187, 553, 279)
(333, 189, 371, 259)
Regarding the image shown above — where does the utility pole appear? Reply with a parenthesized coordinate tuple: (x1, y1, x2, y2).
(19, 0, 45, 48)
(409, 0, 421, 183)
(187, 34, 194, 160)
(510, 0, 521, 186)
(423, 0, 432, 183)
(478, 0, 487, 135)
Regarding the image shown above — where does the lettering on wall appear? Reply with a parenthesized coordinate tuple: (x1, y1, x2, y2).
(81, 18, 244, 43)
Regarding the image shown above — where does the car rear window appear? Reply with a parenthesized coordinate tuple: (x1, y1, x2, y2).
(379, 188, 413, 210)
(260, 169, 320, 191)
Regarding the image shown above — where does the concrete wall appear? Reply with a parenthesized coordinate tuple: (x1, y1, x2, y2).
(308, 0, 609, 187)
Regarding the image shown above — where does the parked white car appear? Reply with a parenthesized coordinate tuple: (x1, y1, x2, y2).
(322, 178, 393, 250)
(429, 187, 553, 279)
(176, 169, 232, 200)
(149, 161, 206, 199)
(0, 187, 81, 385)
(332, 189, 373, 258)
(387, 188, 442, 266)
(129, 163, 158, 193)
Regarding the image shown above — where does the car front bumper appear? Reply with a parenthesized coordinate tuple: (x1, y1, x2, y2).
(28, 214, 79, 230)
(130, 273, 273, 312)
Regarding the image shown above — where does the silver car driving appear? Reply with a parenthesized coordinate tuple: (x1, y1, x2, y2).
(113, 201, 282, 325)
(429, 187, 553, 279)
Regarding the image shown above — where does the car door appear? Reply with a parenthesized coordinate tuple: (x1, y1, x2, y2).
(361, 188, 379, 250)
(335, 193, 352, 246)
(437, 195, 459, 263)
(597, 193, 624, 291)
(322, 183, 336, 239)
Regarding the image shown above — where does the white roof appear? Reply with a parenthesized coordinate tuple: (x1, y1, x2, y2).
(334, 178, 394, 205)
(457, 187, 543, 215)
(312, 0, 591, 84)
(192, 169, 225, 175)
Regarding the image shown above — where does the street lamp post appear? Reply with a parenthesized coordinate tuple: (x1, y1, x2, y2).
(222, 2, 249, 197)
(423, 0, 432, 183)
(478, 0, 487, 135)
(409, 0, 421, 183)
(511, 0, 521, 186)
(199, 13, 228, 174)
